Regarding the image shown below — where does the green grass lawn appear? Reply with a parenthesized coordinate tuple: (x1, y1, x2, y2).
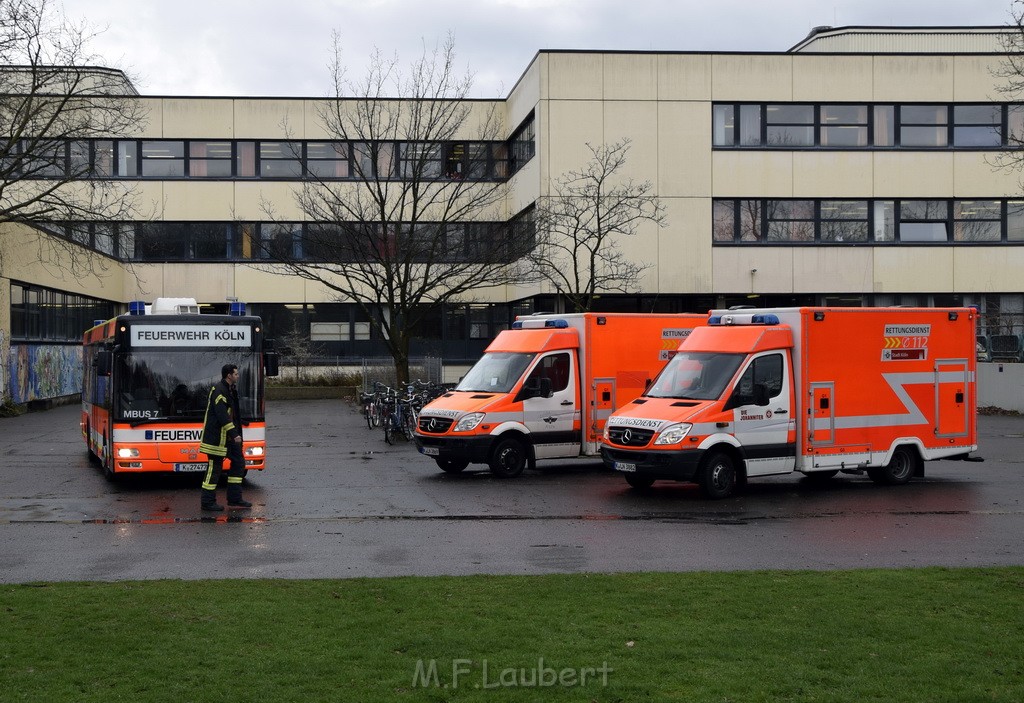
(2, 568, 1021, 702)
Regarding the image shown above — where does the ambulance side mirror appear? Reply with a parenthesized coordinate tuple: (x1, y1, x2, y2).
(753, 383, 771, 406)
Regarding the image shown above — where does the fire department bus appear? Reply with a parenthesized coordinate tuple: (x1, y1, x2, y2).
(81, 298, 279, 479)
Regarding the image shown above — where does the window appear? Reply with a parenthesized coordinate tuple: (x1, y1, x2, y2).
(738, 200, 763, 241)
(509, 113, 535, 174)
(820, 200, 869, 242)
(193, 223, 233, 258)
(954, 200, 1001, 242)
(526, 352, 571, 393)
(739, 105, 761, 146)
(712, 200, 735, 242)
(399, 142, 442, 179)
(820, 105, 868, 147)
(236, 141, 256, 177)
(306, 142, 349, 178)
(874, 106, 895, 147)
(1008, 201, 1024, 241)
(736, 353, 784, 401)
(953, 105, 1001, 147)
(117, 141, 138, 176)
(766, 200, 814, 242)
(141, 141, 184, 177)
(260, 223, 302, 259)
(766, 105, 814, 146)
(189, 141, 233, 177)
(899, 200, 949, 242)
(713, 104, 735, 146)
(259, 142, 302, 178)
(874, 201, 895, 242)
(899, 105, 948, 147)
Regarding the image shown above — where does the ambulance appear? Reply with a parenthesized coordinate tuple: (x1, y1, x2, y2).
(414, 312, 705, 477)
(601, 307, 980, 498)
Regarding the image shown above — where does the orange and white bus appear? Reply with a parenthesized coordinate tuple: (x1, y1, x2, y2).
(81, 298, 279, 479)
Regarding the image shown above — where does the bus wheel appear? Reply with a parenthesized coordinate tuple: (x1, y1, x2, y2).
(489, 438, 527, 478)
(698, 451, 737, 500)
(624, 474, 655, 490)
(435, 458, 469, 474)
(868, 446, 918, 485)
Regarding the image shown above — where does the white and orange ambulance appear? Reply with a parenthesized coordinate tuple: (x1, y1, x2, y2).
(601, 307, 981, 498)
(414, 312, 705, 477)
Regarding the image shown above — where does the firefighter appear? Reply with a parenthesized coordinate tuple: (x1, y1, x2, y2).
(199, 363, 251, 511)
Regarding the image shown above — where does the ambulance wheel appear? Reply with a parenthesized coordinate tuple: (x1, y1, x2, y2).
(698, 451, 737, 499)
(435, 458, 469, 474)
(869, 446, 919, 485)
(489, 438, 527, 478)
(624, 474, 655, 490)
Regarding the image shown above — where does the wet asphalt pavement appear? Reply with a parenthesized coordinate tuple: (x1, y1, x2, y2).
(0, 400, 1022, 582)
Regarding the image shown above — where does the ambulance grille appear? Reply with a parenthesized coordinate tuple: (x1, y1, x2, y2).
(418, 416, 454, 434)
(607, 427, 655, 447)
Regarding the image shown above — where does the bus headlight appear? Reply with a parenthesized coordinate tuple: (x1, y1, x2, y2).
(117, 447, 140, 458)
(245, 446, 264, 457)
(454, 413, 484, 432)
(654, 423, 692, 445)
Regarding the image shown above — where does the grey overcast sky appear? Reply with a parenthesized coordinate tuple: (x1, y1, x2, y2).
(59, 0, 1015, 98)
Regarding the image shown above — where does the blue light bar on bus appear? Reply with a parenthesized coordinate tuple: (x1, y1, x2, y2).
(229, 301, 247, 316)
(128, 301, 146, 316)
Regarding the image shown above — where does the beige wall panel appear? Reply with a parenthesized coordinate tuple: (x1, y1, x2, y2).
(232, 182, 304, 220)
(235, 265, 306, 302)
(136, 99, 163, 138)
(233, 100, 306, 138)
(790, 248, 874, 292)
(872, 153, 954, 196)
(872, 248, 954, 292)
(603, 102, 658, 182)
(301, 101, 334, 140)
(953, 55, 1005, 102)
(546, 53, 604, 100)
(159, 264, 235, 302)
(130, 181, 169, 220)
(604, 54, 657, 101)
(657, 102, 712, 198)
(657, 198, 713, 294)
(545, 100, 604, 177)
(953, 247, 1024, 291)
(953, 153, 1021, 198)
(792, 152, 874, 197)
(712, 152, 794, 197)
(657, 54, 712, 101)
(160, 99, 234, 137)
(712, 247, 793, 293)
(792, 55, 874, 101)
(0, 224, 127, 300)
(121, 264, 163, 302)
(711, 55, 792, 101)
(161, 182, 236, 220)
(507, 55, 541, 128)
(872, 56, 953, 102)
(508, 157, 541, 213)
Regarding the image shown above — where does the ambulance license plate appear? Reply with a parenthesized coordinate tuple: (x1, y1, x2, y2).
(174, 462, 207, 473)
(615, 462, 637, 473)
(421, 447, 440, 456)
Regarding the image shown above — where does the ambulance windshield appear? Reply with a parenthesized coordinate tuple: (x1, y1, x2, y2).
(455, 352, 535, 394)
(646, 351, 745, 401)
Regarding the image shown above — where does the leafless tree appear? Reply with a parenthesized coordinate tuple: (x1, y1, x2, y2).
(0, 0, 145, 280)
(525, 139, 665, 312)
(255, 34, 533, 383)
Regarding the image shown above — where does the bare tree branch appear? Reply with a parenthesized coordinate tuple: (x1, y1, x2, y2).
(526, 139, 666, 312)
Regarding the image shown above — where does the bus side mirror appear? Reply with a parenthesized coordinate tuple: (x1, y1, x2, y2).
(264, 351, 279, 377)
(95, 350, 113, 377)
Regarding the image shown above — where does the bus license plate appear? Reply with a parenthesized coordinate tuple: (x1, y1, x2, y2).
(614, 462, 637, 473)
(174, 462, 207, 473)
(421, 447, 440, 456)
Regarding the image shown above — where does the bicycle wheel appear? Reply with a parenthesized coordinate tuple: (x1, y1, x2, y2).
(383, 414, 395, 445)
(403, 407, 417, 440)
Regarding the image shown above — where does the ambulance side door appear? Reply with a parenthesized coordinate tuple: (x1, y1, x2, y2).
(728, 351, 796, 477)
(521, 351, 581, 459)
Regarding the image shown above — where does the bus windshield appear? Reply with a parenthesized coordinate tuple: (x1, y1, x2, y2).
(645, 351, 745, 401)
(116, 350, 261, 422)
(455, 352, 535, 394)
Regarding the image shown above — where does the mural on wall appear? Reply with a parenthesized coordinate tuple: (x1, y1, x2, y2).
(0, 330, 6, 400)
(7, 344, 82, 404)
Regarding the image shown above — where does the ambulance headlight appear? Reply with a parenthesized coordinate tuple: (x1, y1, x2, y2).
(454, 413, 485, 432)
(117, 447, 140, 458)
(245, 446, 264, 457)
(654, 423, 692, 445)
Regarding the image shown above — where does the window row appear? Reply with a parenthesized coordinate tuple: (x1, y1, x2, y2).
(6, 113, 536, 181)
(10, 283, 117, 342)
(713, 103, 1022, 149)
(38, 210, 536, 264)
(713, 199, 1024, 244)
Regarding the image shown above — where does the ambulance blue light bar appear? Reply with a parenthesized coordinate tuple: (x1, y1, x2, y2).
(128, 301, 146, 316)
(229, 301, 247, 316)
(708, 313, 780, 326)
(512, 318, 569, 329)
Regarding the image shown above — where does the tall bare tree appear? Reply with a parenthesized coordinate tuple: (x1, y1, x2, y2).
(0, 0, 144, 279)
(256, 34, 533, 383)
(525, 139, 665, 312)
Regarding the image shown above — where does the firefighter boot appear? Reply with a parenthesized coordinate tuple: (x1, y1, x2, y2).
(226, 477, 251, 508)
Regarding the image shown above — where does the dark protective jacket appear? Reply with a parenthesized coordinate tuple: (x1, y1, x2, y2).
(199, 379, 242, 457)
